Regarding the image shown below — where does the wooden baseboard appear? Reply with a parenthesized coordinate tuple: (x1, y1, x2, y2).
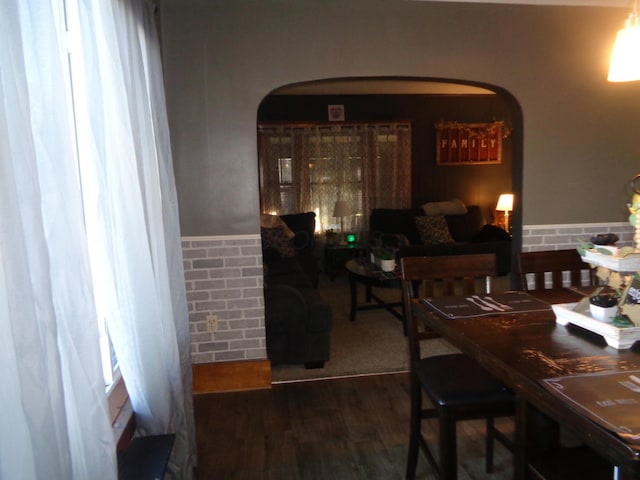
(192, 359, 272, 394)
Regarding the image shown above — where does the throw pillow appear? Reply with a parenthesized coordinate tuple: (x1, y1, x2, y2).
(414, 215, 455, 246)
(421, 198, 467, 216)
(261, 226, 296, 258)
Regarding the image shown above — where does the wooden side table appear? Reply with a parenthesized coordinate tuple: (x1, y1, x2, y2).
(323, 244, 366, 280)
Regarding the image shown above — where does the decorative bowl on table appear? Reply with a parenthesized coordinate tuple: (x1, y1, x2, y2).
(590, 233, 619, 246)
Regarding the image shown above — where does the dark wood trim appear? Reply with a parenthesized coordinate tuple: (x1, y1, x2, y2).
(115, 400, 136, 452)
(192, 359, 271, 394)
(258, 120, 412, 128)
(108, 376, 136, 451)
(108, 376, 129, 422)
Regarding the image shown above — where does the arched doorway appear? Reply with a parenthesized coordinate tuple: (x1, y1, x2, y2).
(258, 76, 523, 283)
(258, 77, 524, 381)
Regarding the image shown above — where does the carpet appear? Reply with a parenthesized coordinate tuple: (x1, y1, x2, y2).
(270, 271, 459, 383)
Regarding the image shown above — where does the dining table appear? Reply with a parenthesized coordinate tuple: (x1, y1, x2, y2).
(412, 287, 640, 480)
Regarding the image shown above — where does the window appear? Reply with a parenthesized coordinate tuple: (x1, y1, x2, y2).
(258, 122, 412, 235)
(64, 0, 120, 390)
(4, 2, 193, 475)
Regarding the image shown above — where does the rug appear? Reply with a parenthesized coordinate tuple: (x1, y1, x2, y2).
(270, 270, 459, 383)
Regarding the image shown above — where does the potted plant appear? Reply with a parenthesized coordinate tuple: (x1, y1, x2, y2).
(589, 293, 619, 322)
(372, 246, 396, 272)
(325, 229, 338, 246)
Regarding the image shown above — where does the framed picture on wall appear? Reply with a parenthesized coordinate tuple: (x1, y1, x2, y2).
(328, 105, 345, 122)
(435, 121, 508, 165)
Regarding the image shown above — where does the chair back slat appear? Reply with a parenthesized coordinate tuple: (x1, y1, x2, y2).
(401, 252, 514, 479)
(518, 249, 595, 291)
(401, 254, 497, 364)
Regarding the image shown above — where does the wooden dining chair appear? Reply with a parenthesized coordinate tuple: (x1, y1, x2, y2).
(518, 250, 614, 479)
(400, 254, 514, 480)
(518, 249, 596, 291)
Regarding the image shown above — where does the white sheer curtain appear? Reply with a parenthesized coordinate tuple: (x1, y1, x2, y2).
(0, 0, 116, 478)
(1, 0, 195, 478)
(258, 123, 412, 234)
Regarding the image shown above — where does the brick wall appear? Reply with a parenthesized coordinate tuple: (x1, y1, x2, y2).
(522, 221, 633, 252)
(521, 221, 633, 289)
(182, 235, 266, 364)
(182, 222, 634, 364)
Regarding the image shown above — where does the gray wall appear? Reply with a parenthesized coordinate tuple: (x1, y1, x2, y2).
(160, 0, 640, 237)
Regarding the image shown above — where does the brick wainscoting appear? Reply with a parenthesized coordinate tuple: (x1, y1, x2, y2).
(182, 222, 634, 366)
(522, 222, 633, 252)
(520, 222, 633, 289)
(182, 235, 267, 365)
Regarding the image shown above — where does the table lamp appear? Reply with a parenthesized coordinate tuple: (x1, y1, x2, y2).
(332, 200, 351, 244)
(496, 193, 514, 233)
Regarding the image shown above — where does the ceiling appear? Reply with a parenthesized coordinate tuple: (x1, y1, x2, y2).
(422, 0, 627, 5)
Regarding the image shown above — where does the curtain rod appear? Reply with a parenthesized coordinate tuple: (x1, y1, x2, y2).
(258, 121, 412, 132)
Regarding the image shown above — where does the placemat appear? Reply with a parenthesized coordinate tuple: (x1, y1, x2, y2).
(420, 291, 551, 319)
(543, 371, 640, 445)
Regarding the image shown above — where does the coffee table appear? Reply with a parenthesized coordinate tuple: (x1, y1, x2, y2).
(344, 257, 404, 326)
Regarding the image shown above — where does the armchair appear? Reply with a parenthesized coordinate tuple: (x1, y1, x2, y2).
(264, 284, 332, 368)
(261, 212, 332, 368)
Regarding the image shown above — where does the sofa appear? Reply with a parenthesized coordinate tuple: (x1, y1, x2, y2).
(369, 202, 512, 275)
(261, 212, 332, 368)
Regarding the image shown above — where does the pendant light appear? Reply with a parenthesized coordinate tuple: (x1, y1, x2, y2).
(608, 1, 640, 82)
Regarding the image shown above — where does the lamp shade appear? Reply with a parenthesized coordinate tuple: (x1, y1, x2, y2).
(608, 4, 640, 83)
(496, 194, 514, 212)
(332, 200, 351, 217)
(608, 21, 640, 82)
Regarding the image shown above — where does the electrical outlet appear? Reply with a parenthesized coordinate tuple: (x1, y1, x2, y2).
(206, 314, 218, 333)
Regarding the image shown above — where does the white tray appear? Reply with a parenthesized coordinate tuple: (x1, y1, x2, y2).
(552, 302, 640, 349)
(582, 250, 640, 272)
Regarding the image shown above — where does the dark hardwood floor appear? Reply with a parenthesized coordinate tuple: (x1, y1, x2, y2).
(194, 372, 514, 479)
